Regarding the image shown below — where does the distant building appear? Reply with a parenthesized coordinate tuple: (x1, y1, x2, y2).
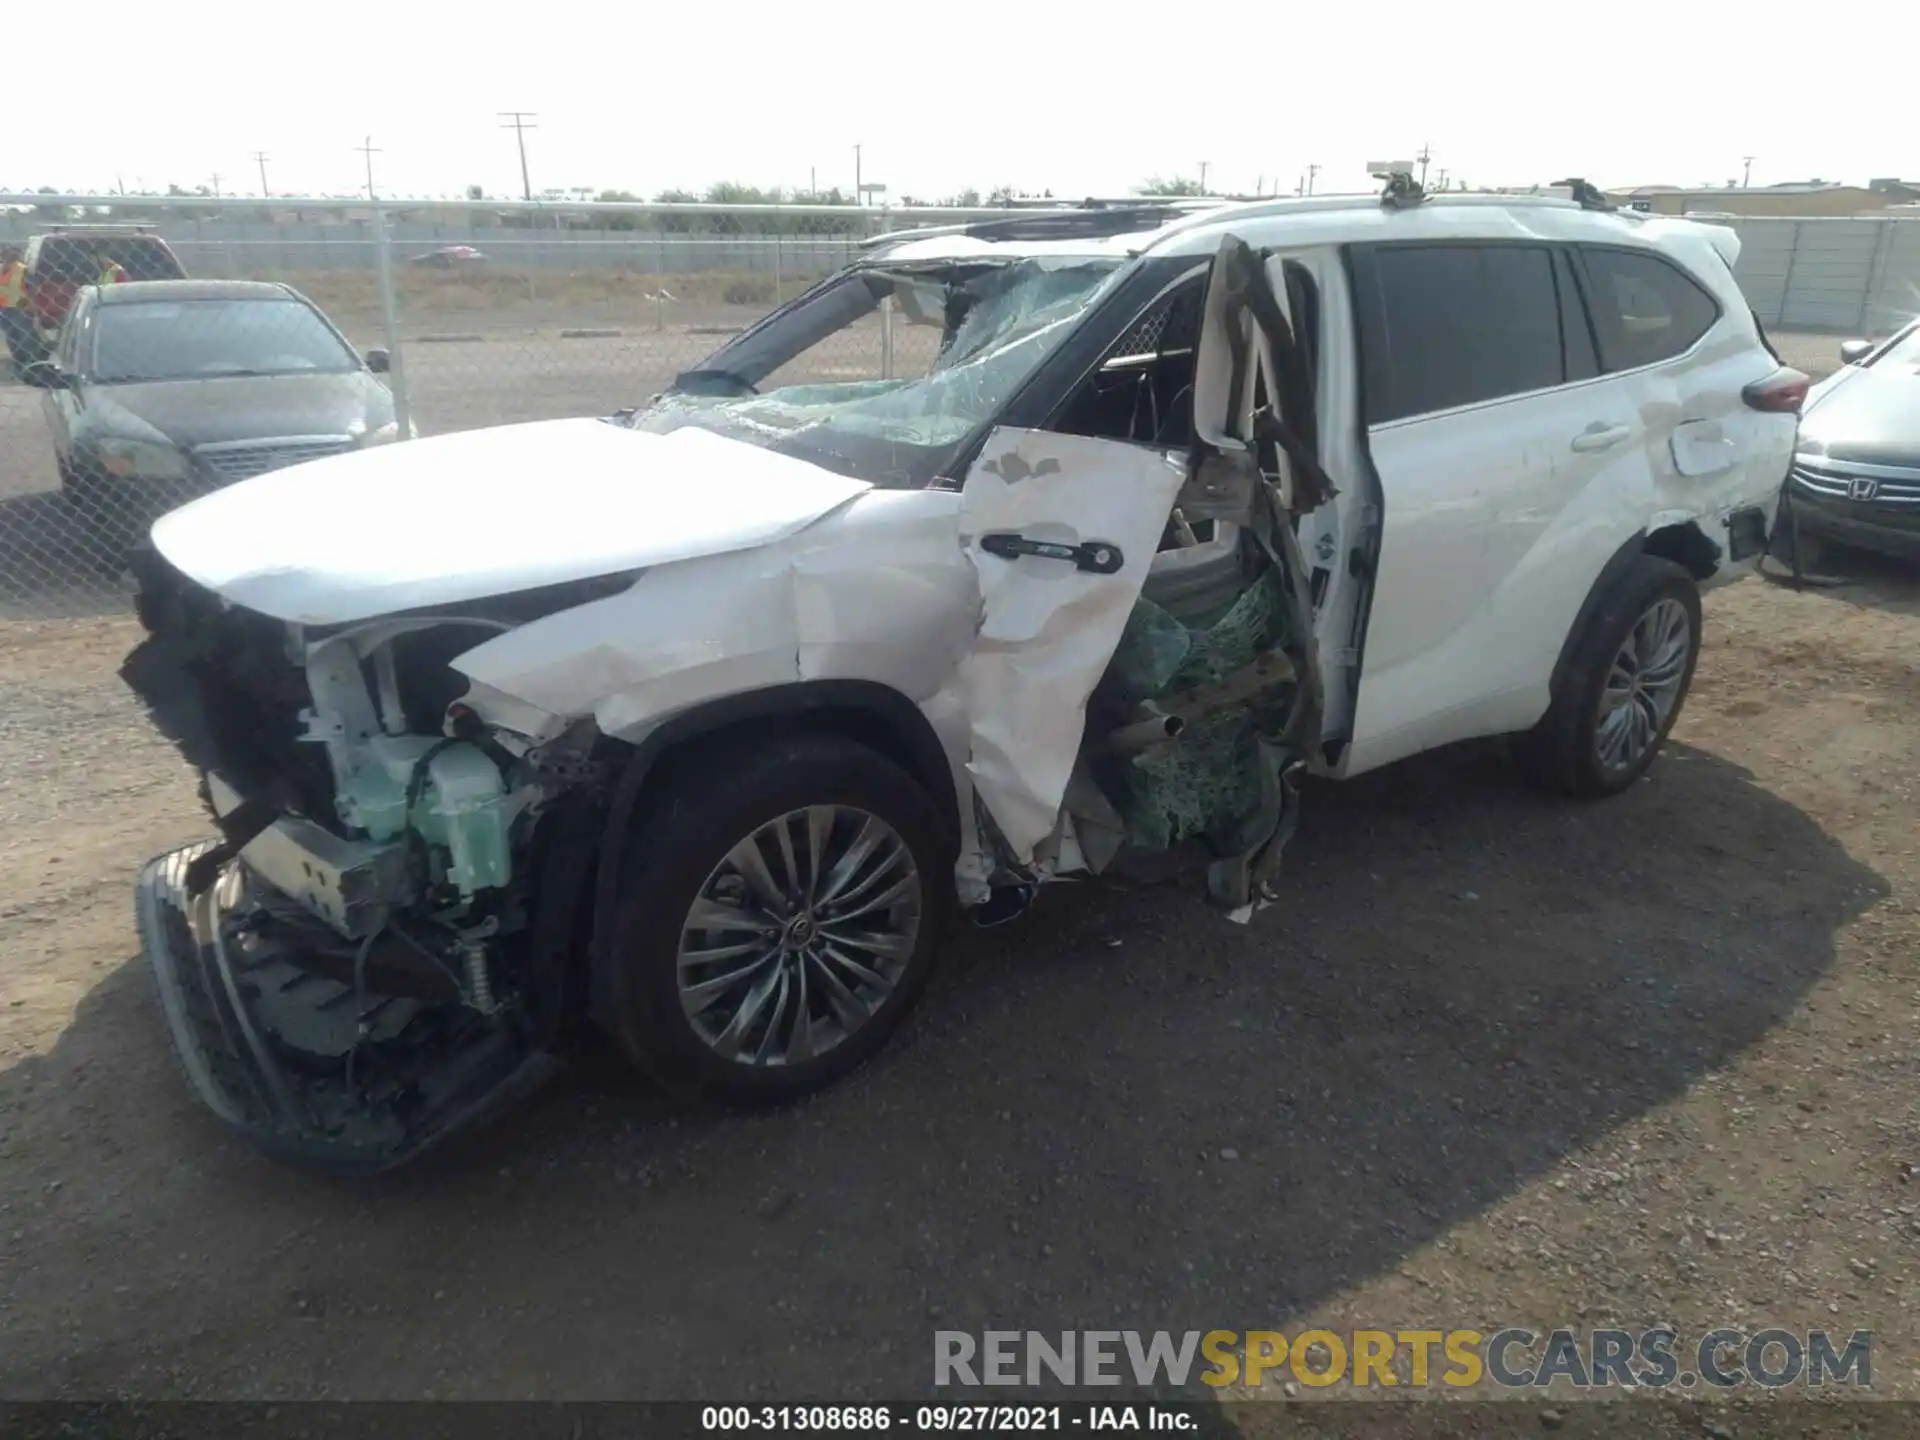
(1607, 178, 1920, 217)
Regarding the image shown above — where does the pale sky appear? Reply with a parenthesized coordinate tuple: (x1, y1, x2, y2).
(13, 0, 1908, 202)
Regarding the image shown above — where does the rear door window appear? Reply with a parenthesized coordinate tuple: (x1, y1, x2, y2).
(1350, 244, 1569, 424)
(1577, 246, 1720, 372)
(34, 239, 91, 284)
(118, 241, 180, 281)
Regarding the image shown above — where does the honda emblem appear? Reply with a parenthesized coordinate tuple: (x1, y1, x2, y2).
(1848, 477, 1879, 501)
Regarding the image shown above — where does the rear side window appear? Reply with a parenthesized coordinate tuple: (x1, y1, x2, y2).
(1577, 247, 1719, 372)
(117, 240, 182, 281)
(1350, 244, 1568, 424)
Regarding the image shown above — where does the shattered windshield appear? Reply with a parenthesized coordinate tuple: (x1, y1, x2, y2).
(629, 256, 1125, 488)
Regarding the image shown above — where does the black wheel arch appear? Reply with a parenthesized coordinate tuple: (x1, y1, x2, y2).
(580, 679, 961, 1030)
(1547, 523, 1714, 702)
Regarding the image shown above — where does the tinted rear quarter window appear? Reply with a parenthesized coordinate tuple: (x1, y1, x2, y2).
(1578, 246, 1719, 372)
(1351, 244, 1567, 424)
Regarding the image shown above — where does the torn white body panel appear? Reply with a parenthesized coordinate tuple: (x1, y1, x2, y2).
(450, 427, 1189, 891)
(951, 427, 1189, 861)
(450, 488, 978, 741)
(457, 429, 1189, 888)
(149, 419, 873, 625)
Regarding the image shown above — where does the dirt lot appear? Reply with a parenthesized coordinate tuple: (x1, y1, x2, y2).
(0, 554, 1916, 1403)
(0, 324, 1915, 1407)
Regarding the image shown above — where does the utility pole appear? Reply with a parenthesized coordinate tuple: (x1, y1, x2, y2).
(1198, 160, 1209, 193)
(355, 136, 381, 200)
(810, 165, 817, 196)
(209, 172, 222, 198)
(500, 111, 537, 202)
(251, 151, 270, 198)
(1742, 155, 1755, 187)
(1435, 168, 1448, 191)
(1305, 163, 1320, 196)
(854, 143, 862, 203)
(1416, 142, 1432, 189)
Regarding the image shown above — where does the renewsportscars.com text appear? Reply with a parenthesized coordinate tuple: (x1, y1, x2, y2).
(934, 1328, 1872, 1390)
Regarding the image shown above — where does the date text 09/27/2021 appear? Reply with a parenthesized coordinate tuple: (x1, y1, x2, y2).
(701, 1406, 1192, 1432)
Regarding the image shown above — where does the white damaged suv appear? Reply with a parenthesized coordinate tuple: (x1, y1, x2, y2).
(124, 174, 1802, 1170)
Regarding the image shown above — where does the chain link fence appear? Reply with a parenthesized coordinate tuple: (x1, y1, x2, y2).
(0, 204, 905, 614)
(3, 198, 1917, 617)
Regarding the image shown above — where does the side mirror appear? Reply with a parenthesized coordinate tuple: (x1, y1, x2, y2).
(19, 360, 67, 389)
(364, 347, 390, 374)
(1839, 339, 1874, 366)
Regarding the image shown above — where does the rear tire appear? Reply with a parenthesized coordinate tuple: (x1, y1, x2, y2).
(601, 732, 951, 1104)
(1516, 554, 1702, 798)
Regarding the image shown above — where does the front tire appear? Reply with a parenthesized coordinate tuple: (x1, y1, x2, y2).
(58, 457, 134, 572)
(602, 732, 951, 1104)
(1517, 555, 1702, 798)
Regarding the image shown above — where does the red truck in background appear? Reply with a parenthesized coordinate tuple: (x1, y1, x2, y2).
(4, 226, 186, 366)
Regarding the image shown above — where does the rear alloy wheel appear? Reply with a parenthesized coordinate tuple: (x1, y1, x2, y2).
(1516, 555, 1702, 798)
(1594, 596, 1692, 778)
(604, 733, 950, 1103)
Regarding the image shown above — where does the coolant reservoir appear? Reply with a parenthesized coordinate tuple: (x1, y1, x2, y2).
(423, 744, 514, 895)
(334, 736, 513, 895)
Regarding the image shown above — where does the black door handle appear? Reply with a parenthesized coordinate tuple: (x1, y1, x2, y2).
(979, 533, 1125, 574)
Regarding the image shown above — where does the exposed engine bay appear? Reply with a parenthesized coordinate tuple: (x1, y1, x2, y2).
(122, 549, 609, 1170)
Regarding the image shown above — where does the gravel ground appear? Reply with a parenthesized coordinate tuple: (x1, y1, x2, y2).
(0, 326, 1914, 1409)
(0, 558, 1914, 1404)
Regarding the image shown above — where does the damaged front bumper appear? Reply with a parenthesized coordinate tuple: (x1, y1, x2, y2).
(135, 842, 557, 1174)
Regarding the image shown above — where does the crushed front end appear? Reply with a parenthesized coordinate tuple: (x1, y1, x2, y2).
(122, 548, 601, 1172)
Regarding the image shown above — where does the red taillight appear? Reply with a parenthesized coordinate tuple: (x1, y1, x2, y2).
(1742, 366, 1811, 414)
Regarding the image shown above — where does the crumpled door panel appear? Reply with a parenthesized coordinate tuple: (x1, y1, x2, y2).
(954, 426, 1189, 862)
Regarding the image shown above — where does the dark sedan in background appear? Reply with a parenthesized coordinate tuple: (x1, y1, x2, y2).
(1784, 320, 1920, 566)
(21, 279, 403, 551)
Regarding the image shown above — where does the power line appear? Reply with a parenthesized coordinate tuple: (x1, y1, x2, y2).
(251, 151, 270, 199)
(500, 111, 538, 202)
(354, 136, 382, 200)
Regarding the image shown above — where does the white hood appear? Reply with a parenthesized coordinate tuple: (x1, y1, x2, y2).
(150, 419, 872, 625)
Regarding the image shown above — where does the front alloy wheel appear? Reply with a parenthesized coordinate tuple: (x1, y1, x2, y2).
(604, 732, 949, 1103)
(678, 805, 923, 1068)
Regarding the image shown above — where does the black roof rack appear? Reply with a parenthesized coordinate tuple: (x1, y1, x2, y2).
(1554, 177, 1616, 212)
(959, 203, 1198, 243)
(1366, 162, 1424, 210)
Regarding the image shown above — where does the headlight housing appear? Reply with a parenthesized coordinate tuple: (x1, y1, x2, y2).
(95, 437, 188, 480)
